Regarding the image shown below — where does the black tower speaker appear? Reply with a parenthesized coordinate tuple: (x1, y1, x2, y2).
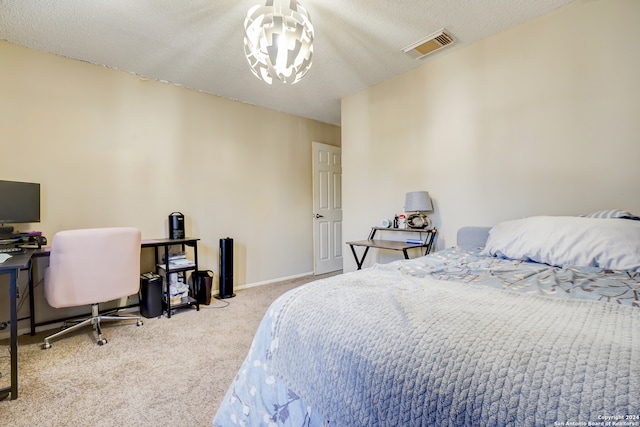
(168, 212, 185, 239)
(217, 237, 235, 299)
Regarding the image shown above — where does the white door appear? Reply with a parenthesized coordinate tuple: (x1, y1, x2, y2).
(312, 142, 342, 274)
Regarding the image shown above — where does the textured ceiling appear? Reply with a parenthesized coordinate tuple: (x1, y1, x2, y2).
(0, 0, 576, 125)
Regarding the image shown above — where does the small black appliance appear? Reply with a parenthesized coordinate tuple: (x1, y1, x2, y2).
(168, 212, 185, 239)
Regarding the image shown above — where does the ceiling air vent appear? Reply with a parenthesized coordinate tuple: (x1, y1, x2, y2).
(402, 29, 454, 59)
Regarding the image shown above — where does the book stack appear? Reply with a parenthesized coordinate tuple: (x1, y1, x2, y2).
(159, 252, 195, 270)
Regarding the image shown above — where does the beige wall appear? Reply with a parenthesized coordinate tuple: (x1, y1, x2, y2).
(0, 41, 340, 330)
(342, 0, 640, 271)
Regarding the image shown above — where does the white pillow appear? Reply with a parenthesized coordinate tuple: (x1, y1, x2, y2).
(481, 216, 640, 270)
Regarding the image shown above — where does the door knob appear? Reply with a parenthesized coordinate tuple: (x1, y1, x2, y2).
(314, 213, 324, 218)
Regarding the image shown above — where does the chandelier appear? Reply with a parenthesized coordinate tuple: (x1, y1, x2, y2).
(243, 0, 314, 85)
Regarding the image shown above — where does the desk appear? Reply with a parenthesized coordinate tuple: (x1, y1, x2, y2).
(0, 249, 35, 400)
(347, 227, 436, 270)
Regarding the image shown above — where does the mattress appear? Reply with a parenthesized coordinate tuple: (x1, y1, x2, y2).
(212, 247, 640, 426)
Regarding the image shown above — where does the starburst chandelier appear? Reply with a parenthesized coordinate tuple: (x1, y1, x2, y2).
(243, 0, 314, 85)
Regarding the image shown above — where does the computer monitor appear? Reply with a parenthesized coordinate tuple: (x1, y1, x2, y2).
(0, 180, 41, 224)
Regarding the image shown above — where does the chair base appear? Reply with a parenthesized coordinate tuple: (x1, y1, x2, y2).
(43, 303, 143, 349)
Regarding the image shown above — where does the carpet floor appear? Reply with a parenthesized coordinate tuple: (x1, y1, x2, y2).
(0, 271, 340, 427)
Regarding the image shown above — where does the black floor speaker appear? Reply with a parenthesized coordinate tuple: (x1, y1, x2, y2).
(217, 237, 235, 299)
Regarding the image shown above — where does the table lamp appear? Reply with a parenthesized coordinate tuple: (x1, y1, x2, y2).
(404, 191, 433, 228)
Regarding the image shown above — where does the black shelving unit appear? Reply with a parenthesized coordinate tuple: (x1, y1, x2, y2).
(142, 237, 200, 318)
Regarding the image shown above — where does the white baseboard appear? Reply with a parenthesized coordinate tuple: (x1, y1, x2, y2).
(223, 271, 314, 293)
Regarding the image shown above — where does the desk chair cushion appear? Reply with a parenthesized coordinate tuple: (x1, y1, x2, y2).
(44, 227, 142, 308)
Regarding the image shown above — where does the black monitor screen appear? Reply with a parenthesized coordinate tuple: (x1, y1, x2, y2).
(0, 180, 41, 224)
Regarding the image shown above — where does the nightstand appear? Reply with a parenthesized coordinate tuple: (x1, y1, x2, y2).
(346, 227, 437, 270)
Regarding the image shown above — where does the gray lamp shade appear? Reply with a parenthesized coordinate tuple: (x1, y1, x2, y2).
(405, 191, 433, 212)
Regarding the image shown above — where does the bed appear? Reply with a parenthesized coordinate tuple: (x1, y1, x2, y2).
(213, 214, 640, 426)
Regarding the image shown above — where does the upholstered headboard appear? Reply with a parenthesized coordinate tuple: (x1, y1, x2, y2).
(456, 226, 491, 250)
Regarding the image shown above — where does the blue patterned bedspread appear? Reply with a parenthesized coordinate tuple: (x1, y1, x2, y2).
(387, 247, 640, 307)
(212, 248, 640, 427)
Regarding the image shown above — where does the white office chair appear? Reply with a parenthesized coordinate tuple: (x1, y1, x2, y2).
(43, 227, 143, 349)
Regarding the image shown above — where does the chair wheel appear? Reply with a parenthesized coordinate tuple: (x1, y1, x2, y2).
(97, 338, 107, 346)
(137, 320, 143, 326)
(43, 342, 51, 350)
